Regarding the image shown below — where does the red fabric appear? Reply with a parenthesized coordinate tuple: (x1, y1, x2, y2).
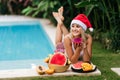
(73, 14, 92, 28)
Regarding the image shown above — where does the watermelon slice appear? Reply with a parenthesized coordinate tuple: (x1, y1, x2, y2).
(71, 61, 83, 70)
(71, 61, 97, 73)
(49, 52, 67, 66)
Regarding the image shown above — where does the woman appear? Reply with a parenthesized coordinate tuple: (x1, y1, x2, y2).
(53, 7, 93, 64)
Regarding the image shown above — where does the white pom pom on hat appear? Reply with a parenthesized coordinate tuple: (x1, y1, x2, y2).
(70, 14, 93, 32)
(89, 27, 93, 32)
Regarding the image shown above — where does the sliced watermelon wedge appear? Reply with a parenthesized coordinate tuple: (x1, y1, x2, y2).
(49, 52, 67, 66)
(71, 61, 83, 69)
(71, 61, 97, 73)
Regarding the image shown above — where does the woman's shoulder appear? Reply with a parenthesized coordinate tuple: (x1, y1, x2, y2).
(64, 33, 72, 39)
(64, 34, 72, 46)
(86, 33, 92, 39)
(86, 33, 92, 43)
(64, 34, 72, 42)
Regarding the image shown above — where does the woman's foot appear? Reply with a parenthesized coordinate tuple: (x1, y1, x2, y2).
(52, 12, 63, 25)
(58, 6, 64, 21)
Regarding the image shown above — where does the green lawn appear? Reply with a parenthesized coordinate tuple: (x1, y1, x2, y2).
(4, 41, 120, 80)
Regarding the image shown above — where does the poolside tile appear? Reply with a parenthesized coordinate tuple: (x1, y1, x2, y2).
(45, 68, 101, 77)
(111, 68, 120, 76)
(0, 67, 101, 79)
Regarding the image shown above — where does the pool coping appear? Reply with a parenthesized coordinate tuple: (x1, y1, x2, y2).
(111, 68, 120, 76)
(0, 15, 101, 79)
(0, 67, 101, 79)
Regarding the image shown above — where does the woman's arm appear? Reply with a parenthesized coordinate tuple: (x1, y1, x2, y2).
(83, 34, 92, 61)
(64, 35, 83, 63)
(86, 34, 92, 57)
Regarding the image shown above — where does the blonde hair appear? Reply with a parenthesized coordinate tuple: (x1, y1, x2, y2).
(81, 30, 86, 42)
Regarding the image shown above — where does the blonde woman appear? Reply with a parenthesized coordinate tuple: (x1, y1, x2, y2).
(53, 7, 93, 64)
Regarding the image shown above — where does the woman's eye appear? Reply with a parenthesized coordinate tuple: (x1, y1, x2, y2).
(77, 25, 80, 28)
(72, 25, 74, 27)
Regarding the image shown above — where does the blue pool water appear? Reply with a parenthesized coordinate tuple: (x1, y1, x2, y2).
(0, 21, 55, 70)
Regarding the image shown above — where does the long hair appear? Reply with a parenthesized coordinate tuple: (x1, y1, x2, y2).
(81, 29, 86, 42)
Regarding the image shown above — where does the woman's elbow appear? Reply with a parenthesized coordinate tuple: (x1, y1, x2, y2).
(70, 58, 78, 64)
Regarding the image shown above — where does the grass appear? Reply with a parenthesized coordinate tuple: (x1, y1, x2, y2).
(3, 41, 120, 80)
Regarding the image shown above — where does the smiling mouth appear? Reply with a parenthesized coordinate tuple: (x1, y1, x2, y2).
(72, 30, 79, 33)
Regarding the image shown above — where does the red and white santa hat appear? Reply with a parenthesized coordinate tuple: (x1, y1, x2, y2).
(70, 14, 93, 32)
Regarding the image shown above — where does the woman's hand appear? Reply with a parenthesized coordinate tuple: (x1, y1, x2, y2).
(74, 42, 82, 50)
(74, 41, 87, 50)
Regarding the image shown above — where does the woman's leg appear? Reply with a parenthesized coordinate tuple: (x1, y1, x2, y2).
(52, 12, 63, 45)
(52, 7, 69, 46)
(58, 6, 69, 36)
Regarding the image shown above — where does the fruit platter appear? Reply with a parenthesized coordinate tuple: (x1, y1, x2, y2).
(36, 52, 71, 75)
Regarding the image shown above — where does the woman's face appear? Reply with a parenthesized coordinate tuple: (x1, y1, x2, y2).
(71, 23, 83, 37)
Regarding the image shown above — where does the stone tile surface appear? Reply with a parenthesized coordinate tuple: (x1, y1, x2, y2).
(111, 68, 120, 76)
(0, 67, 101, 79)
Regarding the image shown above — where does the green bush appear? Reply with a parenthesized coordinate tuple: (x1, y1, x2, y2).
(99, 30, 120, 53)
(75, 0, 120, 53)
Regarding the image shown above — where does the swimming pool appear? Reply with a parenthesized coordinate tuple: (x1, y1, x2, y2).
(0, 21, 55, 70)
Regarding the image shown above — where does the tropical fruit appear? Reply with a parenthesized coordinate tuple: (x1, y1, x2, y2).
(71, 61, 97, 72)
(44, 52, 70, 73)
(36, 65, 55, 75)
(44, 54, 53, 63)
(72, 38, 82, 44)
(45, 68, 55, 75)
(71, 61, 83, 70)
(81, 63, 93, 71)
(49, 52, 67, 66)
(36, 66, 46, 75)
(44, 57, 50, 63)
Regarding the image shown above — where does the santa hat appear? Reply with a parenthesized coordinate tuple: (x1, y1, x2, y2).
(70, 14, 93, 32)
